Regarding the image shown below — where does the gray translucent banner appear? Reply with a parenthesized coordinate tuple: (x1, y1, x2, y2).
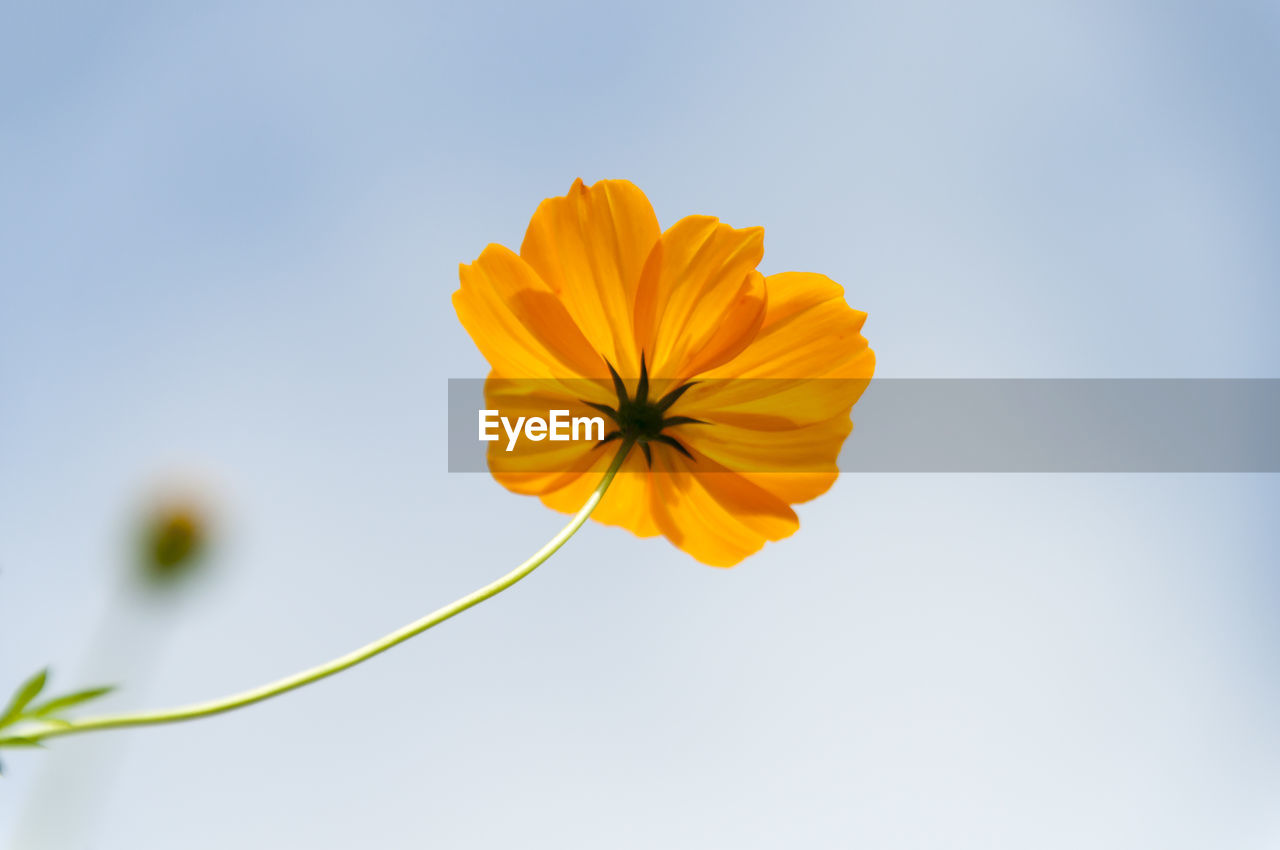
(447, 379, 1280, 473)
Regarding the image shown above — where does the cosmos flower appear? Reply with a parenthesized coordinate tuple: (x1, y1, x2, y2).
(454, 179, 874, 566)
(0, 181, 872, 767)
(4, 180, 878, 769)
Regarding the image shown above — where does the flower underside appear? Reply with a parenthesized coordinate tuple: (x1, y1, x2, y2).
(584, 354, 704, 467)
(453, 178, 876, 566)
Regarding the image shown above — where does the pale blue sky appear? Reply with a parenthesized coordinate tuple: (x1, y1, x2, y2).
(2, 1, 1278, 848)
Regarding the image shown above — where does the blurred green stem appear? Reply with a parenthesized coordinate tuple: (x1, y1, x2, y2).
(35, 440, 634, 742)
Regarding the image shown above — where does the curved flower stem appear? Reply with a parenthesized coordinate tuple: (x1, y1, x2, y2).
(35, 440, 635, 743)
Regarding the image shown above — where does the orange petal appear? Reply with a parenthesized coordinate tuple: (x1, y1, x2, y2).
(454, 245, 604, 379)
(675, 271, 876, 509)
(703, 271, 873, 380)
(675, 414, 851, 474)
(677, 416, 848, 506)
(681, 271, 875, 425)
(633, 216, 767, 381)
(737, 471, 840, 505)
(483, 377, 614, 494)
(676, 377, 871, 431)
(520, 179, 660, 377)
(537, 449, 662, 538)
(480, 377, 660, 540)
(648, 448, 798, 567)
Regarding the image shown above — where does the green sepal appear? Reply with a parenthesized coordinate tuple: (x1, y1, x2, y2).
(0, 668, 49, 729)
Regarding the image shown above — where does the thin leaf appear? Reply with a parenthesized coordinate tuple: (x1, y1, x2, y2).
(0, 736, 45, 749)
(31, 686, 115, 718)
(0, 668, 49, 728)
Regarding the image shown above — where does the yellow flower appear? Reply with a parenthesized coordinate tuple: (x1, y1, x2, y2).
(453, 179, 875, 566)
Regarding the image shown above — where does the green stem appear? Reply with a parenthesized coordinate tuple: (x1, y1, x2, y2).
(37, 440, 634, 742)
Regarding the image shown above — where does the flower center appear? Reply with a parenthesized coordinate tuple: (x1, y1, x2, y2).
(615, 396, 666, 441)
(582, 354, 705, 466)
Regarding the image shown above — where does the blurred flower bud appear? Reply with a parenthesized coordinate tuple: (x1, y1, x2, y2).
(137, 492, 212, 587)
